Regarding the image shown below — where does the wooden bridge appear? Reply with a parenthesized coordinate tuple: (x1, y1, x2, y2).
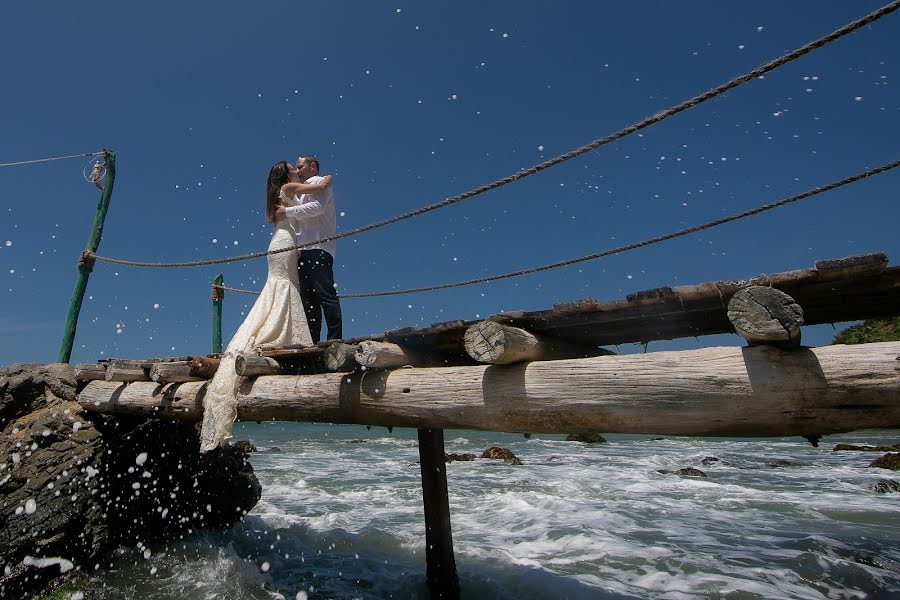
(73, 252, 900, 598)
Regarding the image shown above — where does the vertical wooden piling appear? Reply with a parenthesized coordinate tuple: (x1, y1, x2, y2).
(58, 150, 116, 363)
(212, 274, 224, 353)
(417, 428, 460, 599)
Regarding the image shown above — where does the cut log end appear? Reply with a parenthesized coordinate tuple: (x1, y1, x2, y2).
(727, 286, 804, 347)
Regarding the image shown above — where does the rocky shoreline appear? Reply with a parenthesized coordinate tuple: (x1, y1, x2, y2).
(0, 363, 262, 599)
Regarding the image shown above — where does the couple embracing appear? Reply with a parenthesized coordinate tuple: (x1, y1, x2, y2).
(199, 156, 343, 452)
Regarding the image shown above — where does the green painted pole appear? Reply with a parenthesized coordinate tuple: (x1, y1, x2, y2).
(212, 274, 224, 353)
(58, 150, 116, 363)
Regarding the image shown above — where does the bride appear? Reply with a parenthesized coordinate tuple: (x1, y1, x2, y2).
(199, 161, 332, 452)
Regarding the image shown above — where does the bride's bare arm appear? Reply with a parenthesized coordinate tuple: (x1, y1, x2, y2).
(280, 175, 332, 198)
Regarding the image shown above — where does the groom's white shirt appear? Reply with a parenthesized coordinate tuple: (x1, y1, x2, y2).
(284, 175, 337, 258)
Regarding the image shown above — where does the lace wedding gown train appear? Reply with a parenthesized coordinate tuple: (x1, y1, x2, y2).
(199, 218, 312, 452)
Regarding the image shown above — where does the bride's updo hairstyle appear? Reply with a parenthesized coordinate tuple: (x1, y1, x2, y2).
(265, 160, 292, 222)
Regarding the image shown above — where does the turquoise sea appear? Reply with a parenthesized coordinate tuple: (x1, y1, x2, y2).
(84, 425, 900, 599)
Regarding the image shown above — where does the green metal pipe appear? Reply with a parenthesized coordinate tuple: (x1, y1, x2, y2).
(58, 150, 116, 363)
(212, 274, 223, 353)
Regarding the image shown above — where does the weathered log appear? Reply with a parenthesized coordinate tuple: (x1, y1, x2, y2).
(78, 342, 900, 437)
(235, 353, 282, 376)
(727, 286, 804, 347)
(104, 362, 149, 382)
(464, 321, 609, 364)
(189, 356, 220, 379)
(149, 361, 204, 383)
(325, 343, 360, 371)
(355, 341, 415, 368)
(74, 363, 107, 381)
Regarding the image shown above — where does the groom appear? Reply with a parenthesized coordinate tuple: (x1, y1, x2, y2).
(275, 155, 343, 343)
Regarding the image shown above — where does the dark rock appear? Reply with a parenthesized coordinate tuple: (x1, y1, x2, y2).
(481, 447, 523, 465)
(701, 456, 720, 465)
(870, 453, 900, 471)
(649, 437, 665, 441)
(676, 467, 708, 478)
(268, 446, 282, 453)
(767, 459, 793, 468)
(444, 453, 475, 463)
(565, 433, 607, 444)
(0, 363, 77, 430)
(833, 443, 900, 452)
(233, 439, 257, 453)
(0, 363, 261, 598)
(872, 479, 900, 494)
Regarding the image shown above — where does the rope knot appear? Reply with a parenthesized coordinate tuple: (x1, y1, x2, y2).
(78, 250, 96, 271)
(211, 285, 225, 302)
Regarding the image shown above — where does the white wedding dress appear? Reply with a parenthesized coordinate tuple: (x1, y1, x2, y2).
(199, 209, 312, 452)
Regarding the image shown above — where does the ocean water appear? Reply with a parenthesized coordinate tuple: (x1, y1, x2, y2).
(86, 425, 900, 599)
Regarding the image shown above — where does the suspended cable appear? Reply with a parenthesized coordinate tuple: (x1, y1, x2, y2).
(340, 159, 900, 297)
(204, 159, 900, 298)
(0, 150, 104, 168)
(92, 0, 900, 269)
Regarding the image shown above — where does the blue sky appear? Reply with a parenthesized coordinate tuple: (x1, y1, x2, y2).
(1, 1, 898, 366)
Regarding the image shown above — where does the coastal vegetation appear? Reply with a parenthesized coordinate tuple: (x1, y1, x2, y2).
(832, 317, 900, 344)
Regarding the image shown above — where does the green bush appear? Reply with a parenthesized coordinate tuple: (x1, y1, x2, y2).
(833, 317, 900, 344)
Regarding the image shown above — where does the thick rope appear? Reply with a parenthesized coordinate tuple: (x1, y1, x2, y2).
(210, 159, 900, 299)
(92, 0, 900, 270)
(341, 159, 900, 297)
(0, 151, 103, 168)
(212, 284, 261, 296)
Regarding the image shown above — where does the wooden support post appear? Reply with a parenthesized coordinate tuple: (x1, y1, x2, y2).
(727, 286, 804, 348)
(417, 428, 460, 600)
(58, 150, 116, 363)
(325, 342, 360, 371)
(464, 320, 610, 364)
(212, 274, 224, 354)
(234, 352, 281, 376)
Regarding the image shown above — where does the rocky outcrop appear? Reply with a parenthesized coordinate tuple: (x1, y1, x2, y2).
(872, 479, 900, 494)
(676, 467, 708, 478)
(0, 363, 262, 599)
(481, 447, 523, 465)
(870, 453, 900, 471)
(444, 453, 475, 463)
(833, 444, 900, 452)
(565, 433, 607, 444)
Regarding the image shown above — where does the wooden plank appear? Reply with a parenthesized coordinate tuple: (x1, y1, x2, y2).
(104, 362, 149, 382)
(355, 341, 415, 368)
(74, 363, 107, 381)
(78, 342, 900, 437)
(324, 343, 360, 372)
(235, 353, 281, 376)
(464, 321, 610, 364)
(149, 361, 204, 383)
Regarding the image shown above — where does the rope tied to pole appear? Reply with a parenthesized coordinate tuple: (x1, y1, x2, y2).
(90, 0, 900, 270)
(77, 250, 96, 272)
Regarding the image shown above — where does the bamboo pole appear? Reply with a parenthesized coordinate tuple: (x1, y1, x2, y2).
(58, 150, 116, 363)
(212, 274, 224, 354)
